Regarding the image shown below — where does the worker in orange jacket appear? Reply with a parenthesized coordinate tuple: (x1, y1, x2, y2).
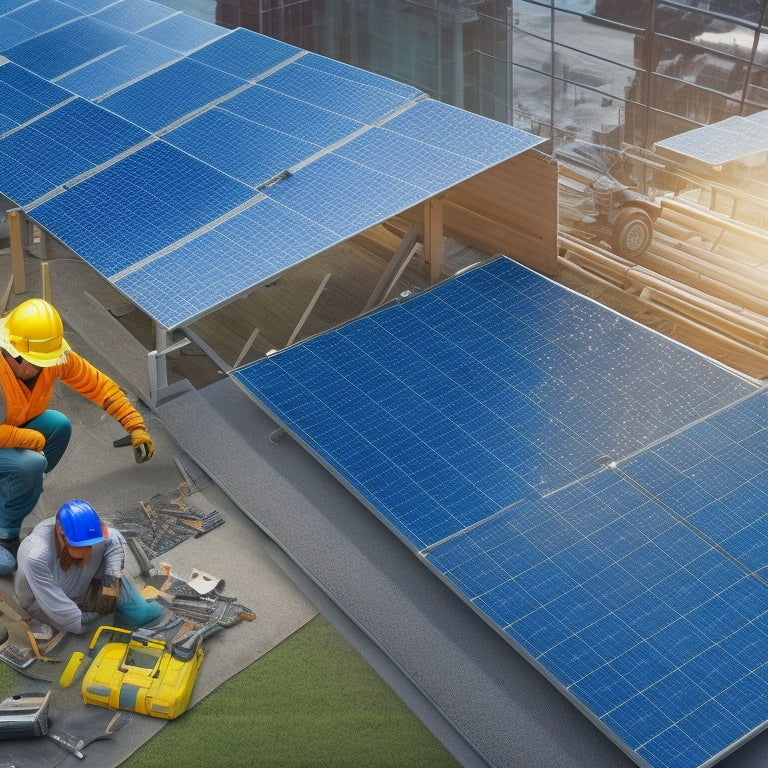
(0, 299, 153, 575)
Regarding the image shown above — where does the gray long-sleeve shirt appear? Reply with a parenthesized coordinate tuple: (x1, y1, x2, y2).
(14, 517, 125, 634)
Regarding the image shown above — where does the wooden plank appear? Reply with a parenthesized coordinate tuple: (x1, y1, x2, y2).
(363, 226, 420, 312)
(557, 256, 768, 379)
(661, 196, 768, 250)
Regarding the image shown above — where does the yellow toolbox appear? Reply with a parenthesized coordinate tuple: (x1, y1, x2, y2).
(79, 626, 203, 720)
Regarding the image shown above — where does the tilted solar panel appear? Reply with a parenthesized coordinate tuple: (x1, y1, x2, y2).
(231, 256, 766, 768)
(92, 0, 177, 32)
(188, 27, 300, 80)
(55, 36, 181, 100)
(1, 17, 134, 80)
(0, 97, 150, 206)
(97, 56, 245, 133)
(27, 140, 256, 277)
(0, 61, 72, 129)
(0, 3, 545, 333)
(113, 196, 339, 328)
(136, 11, 227, 52)
(163, 108, 322, 188)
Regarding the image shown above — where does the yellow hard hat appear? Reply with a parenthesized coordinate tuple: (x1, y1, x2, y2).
(0, 299, 70, 367)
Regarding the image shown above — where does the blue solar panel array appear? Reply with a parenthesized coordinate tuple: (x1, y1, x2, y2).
(232, 256, 768, 768)
(0, 0, 543, 330)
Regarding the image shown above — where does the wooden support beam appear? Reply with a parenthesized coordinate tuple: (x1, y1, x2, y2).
(286, 272, 331, 347)
(423, 198, 444, 284)
(41, 262, 52, 303)
(8, 210, 25, 294)
(362, 226, 420, 312)
(233, 326, 261, 369)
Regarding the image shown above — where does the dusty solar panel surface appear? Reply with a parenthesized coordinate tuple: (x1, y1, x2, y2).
(232, 256, 768, 768)
(0, 0, 544, 330)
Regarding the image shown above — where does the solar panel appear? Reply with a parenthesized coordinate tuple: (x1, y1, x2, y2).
(3, 0, 82, 34)
(28, 140, 256, 278)
(92, 0, 177, 32)
(0, 61, 72, 129)
(298, 51, 423, 101)
(0, 98, 150, 206)
(1, 3, 545, 333)
(230, 256, 767, 768)
(163, 107, 321, 188)
(655, 111, 768, 167)
(55, 36, 180, 100)
(263, 152, 428, 241)
(113, 197, 339, 328)
(426, 471, 768, 768)
(1, 17, 133, 80)
(232, 257, 757, 549)
(0, 0, 29, 14)
(136, 12, 227, 53)
(220, 84, 365, 146)
(55, 0, 113, 12)
(383, 98, 544, 165)
(98, 56, 244, 133)
(333, 127, 486, 195)
(258, 59, 420, 124)
(0, 17, 37, 50)
(189, 27, 300, 80)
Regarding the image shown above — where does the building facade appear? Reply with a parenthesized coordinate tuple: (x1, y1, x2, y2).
(214, 0, 768, 148)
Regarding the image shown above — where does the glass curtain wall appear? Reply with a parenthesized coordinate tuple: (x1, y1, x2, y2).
(215, 0, 768, 148)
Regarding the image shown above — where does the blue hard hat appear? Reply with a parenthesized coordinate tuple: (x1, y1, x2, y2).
(56, 499, 105, 546)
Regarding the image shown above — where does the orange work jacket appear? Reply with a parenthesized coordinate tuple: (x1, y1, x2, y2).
(0, 350, 144, 449)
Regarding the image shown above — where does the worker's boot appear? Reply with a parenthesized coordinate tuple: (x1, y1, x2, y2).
(0, 537, 20, 574)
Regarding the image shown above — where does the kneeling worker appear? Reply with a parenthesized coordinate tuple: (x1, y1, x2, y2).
(15, 499, 162, 635)
(0, 298, 154, 575)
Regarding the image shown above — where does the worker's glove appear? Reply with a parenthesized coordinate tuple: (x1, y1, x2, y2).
(80, 611, 100, 629)
(102, 574, 120, 590)
(9, 426, 45, 452)
(130, 428, 154, 463)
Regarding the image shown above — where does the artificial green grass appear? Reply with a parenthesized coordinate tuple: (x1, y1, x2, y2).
(0, 615, 460, 767)
(0, 615, 463, 767)
(119, 614, 460, 768)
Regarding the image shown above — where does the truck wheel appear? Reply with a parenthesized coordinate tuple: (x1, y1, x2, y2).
(611, 208, 653, 258)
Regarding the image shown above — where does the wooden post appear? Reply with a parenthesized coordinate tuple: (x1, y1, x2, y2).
(8, 210, 25, 294)
(423, 197, 444, 284)
(41, 261, 52, 303)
